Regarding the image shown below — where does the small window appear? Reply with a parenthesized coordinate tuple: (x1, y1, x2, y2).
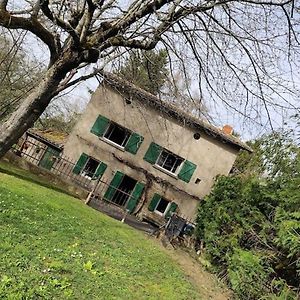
(193, 132, 201, 140)
(103, 122, 131, 147)
(156, 149, 184, 174)
(155, 197, 170, 215)
(81, 157, 99, 179)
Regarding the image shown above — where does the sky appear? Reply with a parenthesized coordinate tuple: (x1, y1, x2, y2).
(9, 0, 300, 143)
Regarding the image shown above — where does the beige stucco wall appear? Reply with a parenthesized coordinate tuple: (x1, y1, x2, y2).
(63, 84, 240, 222)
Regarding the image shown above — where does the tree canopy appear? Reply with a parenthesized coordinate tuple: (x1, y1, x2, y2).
(117, 49, 168, 95)
(0, 1, 299, 157)
(196, 131, 300, 299)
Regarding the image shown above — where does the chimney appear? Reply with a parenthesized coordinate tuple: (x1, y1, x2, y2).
(222, 125, 233, 135)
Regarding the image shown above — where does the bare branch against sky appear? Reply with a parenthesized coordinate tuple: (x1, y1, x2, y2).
(0, 0, 299, 157)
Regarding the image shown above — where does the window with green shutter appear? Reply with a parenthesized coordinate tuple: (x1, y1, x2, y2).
(178, 160, 197, 183)
(92, 162, 107, 180)
(143, 142, 162, 164)
(103, 171, 124, 201)
(91, 115, 109, 136)
(126, 182, 145, 213)
(148, 193, 161, 211)
(73, 153, 89, 174)
(165, 202, 178, 219)
(124, 132, 144, 154)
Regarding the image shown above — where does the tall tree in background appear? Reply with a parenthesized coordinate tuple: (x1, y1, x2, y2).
(118, 49, 168, 95)
(0, 33, 43, 122)
(0, 1, 299, 158)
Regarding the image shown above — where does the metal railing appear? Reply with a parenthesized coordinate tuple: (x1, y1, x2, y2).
(14, 138, 94, 190)
(13, 138, 136, 209)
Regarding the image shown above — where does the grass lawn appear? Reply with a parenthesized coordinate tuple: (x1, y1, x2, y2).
(0, 168, 201, 299)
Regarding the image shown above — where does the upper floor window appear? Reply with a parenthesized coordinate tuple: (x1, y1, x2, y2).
(103, 122, 131, 148)
(156, 149, 184, 174)
(143, 142, 197, 183)
(90, 115, 144, 154)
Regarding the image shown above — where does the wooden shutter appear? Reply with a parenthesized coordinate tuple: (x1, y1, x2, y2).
(126, 182, 145, 213)
(124, 132, 144, 154)
(73, 153, 89, 174)
(92, 162, 107, 180)
(90, 115, 109, 136)
(148, 193, 161, 211)
(103, 171, 124, 201)
(165, 202, 178, 219)
(178, 160, 197, 183)
(143, 142, 162, 164)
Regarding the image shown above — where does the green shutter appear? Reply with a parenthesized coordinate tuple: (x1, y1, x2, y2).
(178, 160, 197, 183)
(103, 171, 124, 201)
(92, 162, 107, 180)
(90, 115, 109, 136)
(124, 132, 144, 154)
(126, 182, 145, 213)
(165, 202, 178, 219)
(143, 142, 162, 164)
(73, 153, 89, 174)
(148, 193, 161, 212)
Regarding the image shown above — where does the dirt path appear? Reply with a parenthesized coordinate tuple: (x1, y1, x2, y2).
(149, 236, 232, 300)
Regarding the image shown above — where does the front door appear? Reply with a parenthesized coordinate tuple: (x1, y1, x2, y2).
(39, 146, 60, 170)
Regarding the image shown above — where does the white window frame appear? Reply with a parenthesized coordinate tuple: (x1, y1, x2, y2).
(81, 156, 100, 179)
(102, 121, 131, 149)
(155, 149, 184, 176)
(154, 197, 171, 216)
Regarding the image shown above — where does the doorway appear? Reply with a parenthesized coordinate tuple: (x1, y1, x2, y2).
(111, 175, 137, 207)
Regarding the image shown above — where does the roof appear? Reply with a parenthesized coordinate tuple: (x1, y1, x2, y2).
(98, 71, 253, 152)
(26, 129, 67, 150)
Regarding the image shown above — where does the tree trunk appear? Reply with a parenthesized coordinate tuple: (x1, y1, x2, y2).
(0, 50, 79, 158)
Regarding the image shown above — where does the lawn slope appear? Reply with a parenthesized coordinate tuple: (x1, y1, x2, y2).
(0, 171, 201, 299)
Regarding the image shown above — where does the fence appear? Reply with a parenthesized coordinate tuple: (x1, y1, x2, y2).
(14, 137, 95, 191)
(13, 137, 137, 210)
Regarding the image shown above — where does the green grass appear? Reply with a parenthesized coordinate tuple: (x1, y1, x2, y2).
(0, 169, 201, 299)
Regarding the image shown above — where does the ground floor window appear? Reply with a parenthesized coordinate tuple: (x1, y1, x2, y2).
(154, 197, 170, 216)
(73, 153, 107, 180)
(148, 193, 178, 219)
(81, 157, 99, 179)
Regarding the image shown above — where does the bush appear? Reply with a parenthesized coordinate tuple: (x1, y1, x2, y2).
(196, 175, 299, 299)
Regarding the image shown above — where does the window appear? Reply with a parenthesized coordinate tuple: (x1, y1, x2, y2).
(91, 115, 144, 154)
(81, 157, 99, 179)
(73, 153, 107, 179)
(103, 122, 131, 147)
(144, 142, 197, 183)
(154, 197, 170, 215)
(156, 149, 184, 174)
(148, 193, 178, 218)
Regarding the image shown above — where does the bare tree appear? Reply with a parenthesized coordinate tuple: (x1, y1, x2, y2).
(0, 0, 298, 157)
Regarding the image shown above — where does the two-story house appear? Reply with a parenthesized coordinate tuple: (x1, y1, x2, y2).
(63, 72, 252, 225)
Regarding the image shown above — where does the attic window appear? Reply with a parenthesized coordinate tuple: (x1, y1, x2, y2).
(103, 122, 131, 147)
(156, 150, 184, 174)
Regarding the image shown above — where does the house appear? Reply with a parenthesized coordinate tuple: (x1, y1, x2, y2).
(17, 129, 66, 170)
(63, 72, 252, 225)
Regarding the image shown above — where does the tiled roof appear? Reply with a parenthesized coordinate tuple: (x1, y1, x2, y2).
(98, 71, 253, 152)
